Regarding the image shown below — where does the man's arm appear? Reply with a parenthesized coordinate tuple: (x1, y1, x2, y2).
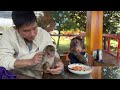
(0, 31, 43, 70)
(14, 52, 44, 69)
(0, 32, 17, 70)
(14, 59, 32, 69)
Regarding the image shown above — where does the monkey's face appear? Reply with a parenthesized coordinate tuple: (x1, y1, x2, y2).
(71, 39, 81, 49)
(44, 45, 55, 58)
(46, 50, 55, 58)
(74, 39, 81, 47)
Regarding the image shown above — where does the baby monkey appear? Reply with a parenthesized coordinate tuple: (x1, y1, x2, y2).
(42, 45, 61, 73)
(31, 45, 63, 79)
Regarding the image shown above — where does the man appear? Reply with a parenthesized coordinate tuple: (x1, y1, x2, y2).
(0, 11, 64, 79)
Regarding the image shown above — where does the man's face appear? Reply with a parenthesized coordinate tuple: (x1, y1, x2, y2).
(16, 22, 38, 42)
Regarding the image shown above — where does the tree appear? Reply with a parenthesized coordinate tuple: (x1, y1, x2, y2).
(37, 11, 56, 32)
(51, 11, 71, 48)
(52, 11, 120, 34)
(103, 11, 120, 34)
(37, 11, 120, 34)
(51, 11, 87, 48)
(52, 11, 87, 31)
(69, 11, 87, 31)
(37, 11, 120, 50)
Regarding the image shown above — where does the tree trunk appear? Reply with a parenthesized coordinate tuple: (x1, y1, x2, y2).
(57, 30, 61, 50)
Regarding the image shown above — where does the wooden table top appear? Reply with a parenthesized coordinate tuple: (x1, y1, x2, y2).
(13, 65, 120, 79)
(14, 65, 120, 79)
(60, 54, 119, 79)
(12, 55, 120, 79)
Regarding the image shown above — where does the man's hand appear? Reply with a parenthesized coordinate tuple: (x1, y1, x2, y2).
(47, 61, 64, 75)
(30, 52, 44, 66)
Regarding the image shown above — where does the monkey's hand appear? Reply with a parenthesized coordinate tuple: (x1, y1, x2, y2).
(43, 62, 50, 73)
(47, 61, 64, 75)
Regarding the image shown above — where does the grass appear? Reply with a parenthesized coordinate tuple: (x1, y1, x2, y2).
(110, 39, 118, 53)
(51, 36, 71, 54)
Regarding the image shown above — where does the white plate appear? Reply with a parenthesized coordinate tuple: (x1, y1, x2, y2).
(68, 63, 92, 75)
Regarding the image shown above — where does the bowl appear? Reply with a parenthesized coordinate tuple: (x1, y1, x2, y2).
(68, 63, 92, 75)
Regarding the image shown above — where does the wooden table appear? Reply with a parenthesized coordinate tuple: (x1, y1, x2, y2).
(12, 54, 118, 79)
(13, 55, 99, 79)
(13, 66, 102, 79)
(13, 65, 120, 79)
(60, 55, 100, 79)
(59, 54, 120, 79)
(59, 54, 115, 79)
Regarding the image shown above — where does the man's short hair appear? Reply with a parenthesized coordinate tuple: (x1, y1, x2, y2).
(12, 11, 37, 29)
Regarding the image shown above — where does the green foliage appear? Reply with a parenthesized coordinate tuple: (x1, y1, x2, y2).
(52, 11, 120, 34)
(36, 11, 120, 34)
(51, 11, 87, 32)
(116, 27, 120, 34)
(103, 11, 120, 34)
(51, 11, 71, 31)
(110, 39, 118, 47)
(69, 11, 87, 31)
(51, 36, 70, 54)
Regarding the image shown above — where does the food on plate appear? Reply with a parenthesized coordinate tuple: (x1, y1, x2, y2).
(70, 65, 91, 71)
(71, 66, 82, 71)
(68, 64, 92, 75)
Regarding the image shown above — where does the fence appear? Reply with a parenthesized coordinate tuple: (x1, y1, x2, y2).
(51, 33, 120, 60)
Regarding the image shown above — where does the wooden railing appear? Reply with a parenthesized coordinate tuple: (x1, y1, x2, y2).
(51, 33, 120, 60)
(103, 34, 120, 60)
(50, 33, 86, 44)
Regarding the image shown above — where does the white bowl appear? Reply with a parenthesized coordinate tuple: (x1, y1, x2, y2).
(68, 63, 92, 75)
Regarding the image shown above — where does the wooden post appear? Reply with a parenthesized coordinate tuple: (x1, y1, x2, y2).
(86, 11, 103, 55)
(103, 37, 107, 50)
(107, 37, 110, 53)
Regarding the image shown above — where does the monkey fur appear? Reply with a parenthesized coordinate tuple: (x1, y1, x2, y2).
(30, 45, 64, 79)
(69, 38, 88, 65)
